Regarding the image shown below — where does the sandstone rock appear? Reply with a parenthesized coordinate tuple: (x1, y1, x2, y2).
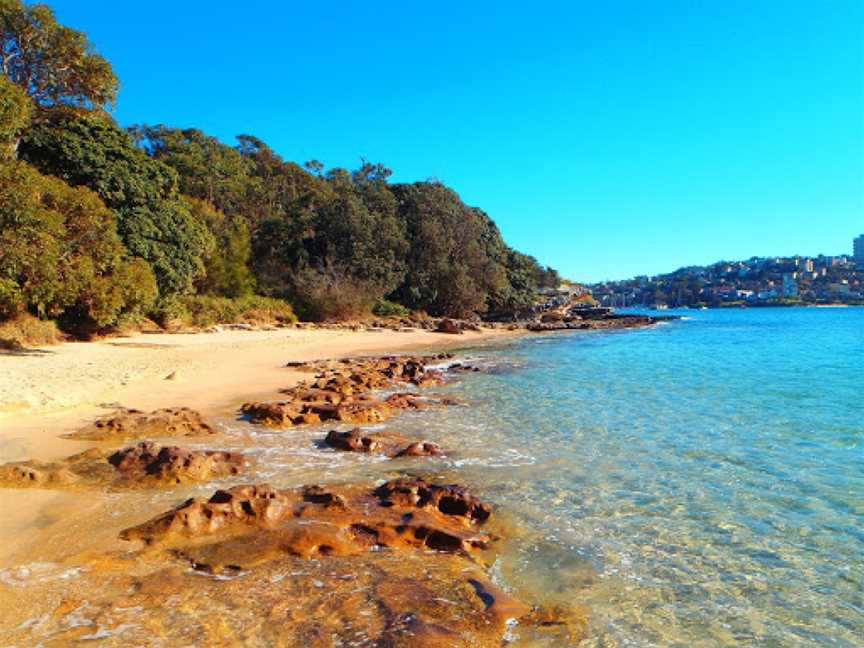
(435, 318, 462, 334)
(120, 479, 493, 558)
(324, 429, 443, 458)
(394, 441, 443, 458)
(374, 476, 492, 524)
(108, 442, 245, 484)
(67, 407, 215, 441)
(0, 442, 244, 490)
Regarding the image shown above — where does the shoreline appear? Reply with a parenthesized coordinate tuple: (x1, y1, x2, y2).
(0, 327, 521, 464)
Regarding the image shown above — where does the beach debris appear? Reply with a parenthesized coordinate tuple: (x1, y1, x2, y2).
(66, 406, 216, 441)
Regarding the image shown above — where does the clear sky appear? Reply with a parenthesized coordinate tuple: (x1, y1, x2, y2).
(49, 1, 864, 282)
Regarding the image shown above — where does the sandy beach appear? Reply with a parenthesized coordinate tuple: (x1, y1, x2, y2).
(0, 326, 516, 464)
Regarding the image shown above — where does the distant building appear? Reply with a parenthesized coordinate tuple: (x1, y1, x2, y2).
(804, 258, 814, 273)
(855, 234, 864, 267)
(782, 273, 798, 298)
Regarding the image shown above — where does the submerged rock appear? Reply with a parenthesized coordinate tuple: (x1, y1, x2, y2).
(66, 407, 216, 441)
(115, 478, 583, 645)
(324, 428, 444, 458)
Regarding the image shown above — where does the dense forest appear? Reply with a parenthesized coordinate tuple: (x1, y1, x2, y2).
(0, 1, 559, 341)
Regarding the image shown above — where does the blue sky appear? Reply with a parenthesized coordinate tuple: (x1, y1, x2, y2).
(51, 1, 863, 282)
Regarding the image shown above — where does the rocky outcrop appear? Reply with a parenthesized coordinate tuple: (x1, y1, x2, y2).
(526, 313, 675, 332)
(120, 478, 492, 557)
(324, 428, 443, 458)
(112, 478, 583, 646)
(108, 442, 245, 484)
(243, 355, 454, 428)
(66, 407, 216, 441)
(0, 443, 245, 490)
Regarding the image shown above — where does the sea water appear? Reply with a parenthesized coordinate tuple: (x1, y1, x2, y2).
(402, 307, 863, 646)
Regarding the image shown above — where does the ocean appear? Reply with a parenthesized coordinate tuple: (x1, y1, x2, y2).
(405, 306, 863, 646)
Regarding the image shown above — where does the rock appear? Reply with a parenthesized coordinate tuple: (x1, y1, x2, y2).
(324, 428, 387, 453)
(435, 318, 462, 334)
(120, 479, 493, 558)
(108, 442, 245, 484)
(0, 442, 244, 490)
(324, 429, 443, 459)
(374, 476, 492, 524)
(394, 441, 443, 458)
(67, 407, 215, 441)
(164, 370, 178, 380)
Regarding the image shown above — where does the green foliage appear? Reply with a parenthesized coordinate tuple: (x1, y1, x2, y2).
(19, 113, 213, 295)
(0, 74, 29, 155)
(184, 197, 255, 298)
(247, 158, 407, 319)
(372, 298, 409, 317)
(389, 182, 508, 317)
(0, 0, 117, 111)
(0, 159, 157, 328)
(133, 125, 253, 215)
(153, 294, 296, 328)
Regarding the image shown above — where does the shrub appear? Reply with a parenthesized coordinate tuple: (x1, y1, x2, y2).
(372, 298, 409, 317)
(0, 314, 63, 350)
(153, 295, 297, 328)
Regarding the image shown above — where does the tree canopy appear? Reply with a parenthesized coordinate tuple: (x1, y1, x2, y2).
(1, 0, 563, 328)
(19, 113, 213, 295)
(0, 158, 156, 327)
(0, 0, 117, 112)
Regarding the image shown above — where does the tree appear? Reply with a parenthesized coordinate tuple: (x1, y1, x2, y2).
(390, 182, 507, 317)
(250, 162, 408, 320)
(0, 159, 157, 328)
(132, 125, 252, 216)
(0, 0, 117, 112)
(185, 197, 255, 298)
(19, 113, 213, 295)
(0, 73, 29, 156)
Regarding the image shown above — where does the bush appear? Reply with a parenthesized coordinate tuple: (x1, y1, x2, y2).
(372, 298, 409, 317)
(152, 295, 297, 328)
(0, 314, 63, 349)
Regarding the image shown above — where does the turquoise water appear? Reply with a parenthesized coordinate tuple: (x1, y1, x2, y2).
(391, 308, 863, 646)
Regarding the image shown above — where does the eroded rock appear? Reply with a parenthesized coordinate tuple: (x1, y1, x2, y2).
(120, 479, 493, 560)
(108, 442, 245, 484)
(324, 428, 444, 459)
(0, 443, 245, 490)
(67, 407, 215, 441)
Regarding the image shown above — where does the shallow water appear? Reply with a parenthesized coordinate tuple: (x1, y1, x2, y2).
(1, 308, 862, 646)
(374, 307, 862, 646)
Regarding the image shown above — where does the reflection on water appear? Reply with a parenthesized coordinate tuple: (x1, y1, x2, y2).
(1, 308, 862, 646)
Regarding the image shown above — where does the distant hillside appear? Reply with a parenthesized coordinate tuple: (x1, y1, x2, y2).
(592, 254, 864, 307)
